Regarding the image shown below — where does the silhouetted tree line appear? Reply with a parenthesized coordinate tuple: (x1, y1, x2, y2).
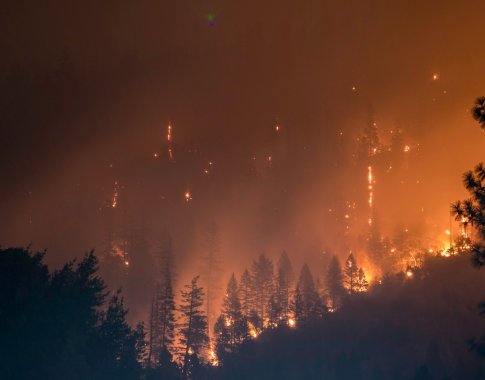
(0, 248, 144, 380)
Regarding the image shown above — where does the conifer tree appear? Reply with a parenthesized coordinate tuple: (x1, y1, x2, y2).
(357, 268, 369, 292)
(343, 254, 359, 295)
(149, 234, 176, 364)
(292, 264, 321, 323)
(178, 276, 209, 377)
(214, 274, 248, 363)
(250, 255, 274, 329)
(325, 255, 345, 310)
(221, 274, 248, 345)
(275, 252, 294, 323)
(200, 222, 222, 338)
(239, 269, 253, 318)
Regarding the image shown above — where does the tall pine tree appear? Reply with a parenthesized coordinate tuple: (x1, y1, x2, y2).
(178, 276, 209, 377)
(292, 264, 322, 323)
(250, 255, 274, 329)
(343, 254, 359, 295)
(325, 255, 346, 310)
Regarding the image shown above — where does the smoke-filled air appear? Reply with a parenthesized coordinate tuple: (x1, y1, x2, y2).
(2, 1, 485, 379)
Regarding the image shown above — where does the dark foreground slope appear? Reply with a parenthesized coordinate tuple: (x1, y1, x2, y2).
(216, 255, 485, 380)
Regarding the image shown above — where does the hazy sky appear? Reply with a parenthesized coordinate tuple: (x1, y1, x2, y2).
(1, 0, 485, 321)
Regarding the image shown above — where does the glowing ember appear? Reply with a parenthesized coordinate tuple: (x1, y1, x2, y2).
(288, 318, 296, 328)
(111, 181, 119, 208)
(167, 123, 174, 161)
(403, 145, 410, 152)
(185, 191, 192, 202)
(406, 270, 414, 278)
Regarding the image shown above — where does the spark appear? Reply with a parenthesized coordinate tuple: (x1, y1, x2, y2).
(351, 85, 357, 92)
(432, 73, 439, 81)
(404, 145, 411, 152)
(124, 260, 130, 267)
(288, 318, 296, 328)
(167, 123, 175, 161)
(153, 152, 159, 159)
(275, 125, 280, 132)
(406, 270, 414, 278)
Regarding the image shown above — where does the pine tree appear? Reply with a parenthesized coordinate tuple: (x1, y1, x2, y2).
(275, 252, 294, 323)
(214, 274, 248, 363)
(357, 268, 369, 292)
(250, 255, 274, 329)
(149, 234, 176, 364)
(239, 269, 253, 318)
(178, 276, 209, 377)
(200, 222, 222, 339)
(292, 264, 321, 323)
(343, 254, 359, 295)
(221, 274, 248, 345)
(94, 290, 144, 380)
(325, 255, 345, 310)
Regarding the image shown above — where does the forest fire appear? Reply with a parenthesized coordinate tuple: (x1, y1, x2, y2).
(2, 2, 485, 380)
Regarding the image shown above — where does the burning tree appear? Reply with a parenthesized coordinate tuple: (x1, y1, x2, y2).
(214, 274, 248, 363)
(356, 268, 369, 292)
(343, 254, 359, 295)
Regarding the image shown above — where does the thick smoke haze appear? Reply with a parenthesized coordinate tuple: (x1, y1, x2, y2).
(1, 0, 485, 322)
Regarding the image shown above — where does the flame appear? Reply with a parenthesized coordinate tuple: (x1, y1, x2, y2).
(209, 349, 219, 366)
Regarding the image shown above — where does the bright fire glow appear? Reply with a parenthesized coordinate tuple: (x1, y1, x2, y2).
(288, 318, 296, 328)
(209, 349, 219, 366)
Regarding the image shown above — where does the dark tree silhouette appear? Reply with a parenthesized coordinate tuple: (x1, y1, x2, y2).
(291, 264, 322, 323)
(239, 269, 253, 318)
(149, 234, 176, 364)
(200, 222, 223, 339)
(472, 96, 485, 130)
(214, 274, 248, 364)
(325, 255, 346, 310)
(250, 255, 274, 330)
(178, 276, 209, 377)
(0, 248, 144, 380)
